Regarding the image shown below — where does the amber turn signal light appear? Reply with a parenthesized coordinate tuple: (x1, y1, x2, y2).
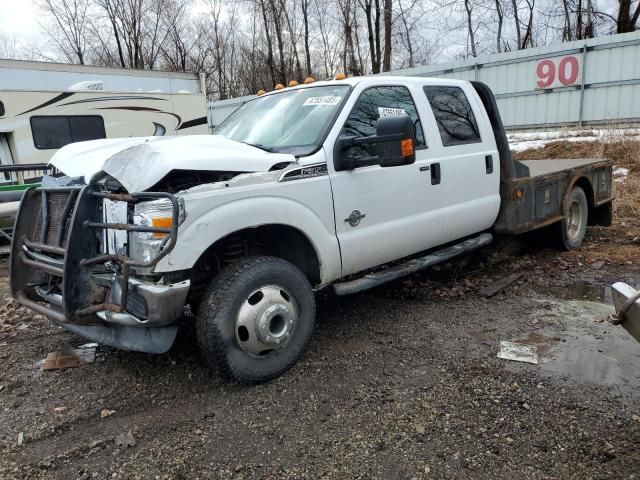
(151, 217, 172, 238)
(400, 139, 414, 157)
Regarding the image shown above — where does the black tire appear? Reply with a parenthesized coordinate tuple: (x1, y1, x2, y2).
(558, 186, 589, 250)
(196, 256, 315, 383)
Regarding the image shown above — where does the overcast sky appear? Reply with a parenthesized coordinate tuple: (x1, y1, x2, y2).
(0, 0, 40, 42)
(0, 0, 625, 63)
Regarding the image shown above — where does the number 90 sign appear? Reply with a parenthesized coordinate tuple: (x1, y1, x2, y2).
(535, 55, 581, 89)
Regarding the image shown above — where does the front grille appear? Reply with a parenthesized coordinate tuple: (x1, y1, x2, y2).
(29, 190, 77, 248)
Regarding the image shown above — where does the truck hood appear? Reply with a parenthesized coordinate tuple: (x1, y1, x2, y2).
(49, 135, 296, 192)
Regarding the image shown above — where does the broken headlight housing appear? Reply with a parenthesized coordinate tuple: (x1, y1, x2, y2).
(129, 198, 185, 264)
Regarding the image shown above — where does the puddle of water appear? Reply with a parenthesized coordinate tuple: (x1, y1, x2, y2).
(538, 300, 639, 394)
(541, 280, 614, 305)
(503, 297, 640, 398)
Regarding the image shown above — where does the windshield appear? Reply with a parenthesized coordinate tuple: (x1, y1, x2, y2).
(214, 85, 350, 155)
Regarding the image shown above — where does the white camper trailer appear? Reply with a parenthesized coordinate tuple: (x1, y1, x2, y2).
(0, 59, 208, 168)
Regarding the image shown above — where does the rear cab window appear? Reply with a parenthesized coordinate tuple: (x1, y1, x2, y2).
(340, 85, 426, 160)
(423, 86, 481, 147)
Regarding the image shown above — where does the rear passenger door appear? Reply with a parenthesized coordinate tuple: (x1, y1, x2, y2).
(421, 85, 501, 243)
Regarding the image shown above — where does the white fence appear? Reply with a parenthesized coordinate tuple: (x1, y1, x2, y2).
(208, 31, 640, 131)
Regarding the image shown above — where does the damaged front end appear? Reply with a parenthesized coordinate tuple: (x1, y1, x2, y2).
(10, 184, 190, 353)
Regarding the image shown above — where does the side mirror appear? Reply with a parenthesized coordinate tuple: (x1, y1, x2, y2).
(334, 114, 416, 171)
(375, 115, 416, 167)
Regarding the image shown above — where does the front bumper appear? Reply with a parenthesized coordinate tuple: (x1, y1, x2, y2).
(10, 185, 187, 352)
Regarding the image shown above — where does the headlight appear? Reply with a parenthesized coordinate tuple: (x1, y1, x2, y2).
(129, 198, 185, 263)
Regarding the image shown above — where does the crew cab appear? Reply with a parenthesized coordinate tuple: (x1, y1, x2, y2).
(10, 76, 614, 383)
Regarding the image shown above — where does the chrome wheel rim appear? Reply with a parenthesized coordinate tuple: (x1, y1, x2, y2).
(567, 200, 584, 241)
(235, 285, 298, 356)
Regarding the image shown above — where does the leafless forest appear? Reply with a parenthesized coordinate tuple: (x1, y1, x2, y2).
(1, 0, 639, 99)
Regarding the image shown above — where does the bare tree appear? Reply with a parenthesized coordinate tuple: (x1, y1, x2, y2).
(495, 0, 504, 52)
(511, 0, 535, 49)
(382, 0, 392, 70)
(37, 0, 90, 64)
(616, 0, 640, 33)
(464, 0, 478, 57)
(360, 0, 382, 73)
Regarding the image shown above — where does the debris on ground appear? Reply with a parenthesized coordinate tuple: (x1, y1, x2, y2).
(114, 430, 136, 448)
(497, 341, 540, 364)
(478, 272, 523, 297)
(52, 406, 67, 414)
(43, 345, 96, 370)
(100, 409, 116, 418)
(497, 332, 561, 365)
(16, 432, 24, 446)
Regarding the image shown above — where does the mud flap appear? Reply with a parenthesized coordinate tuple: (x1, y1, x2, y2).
(589, 202, 613, 227)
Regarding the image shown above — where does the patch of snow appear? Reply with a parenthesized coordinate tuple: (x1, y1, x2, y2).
(508, 128, 640, 153)
(614, 167, 630, 183)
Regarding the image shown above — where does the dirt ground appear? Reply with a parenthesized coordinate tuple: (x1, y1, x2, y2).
(2, 147, 640, 479)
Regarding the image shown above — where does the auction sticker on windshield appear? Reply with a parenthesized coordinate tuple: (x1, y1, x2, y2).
(303, 96, 342, 106)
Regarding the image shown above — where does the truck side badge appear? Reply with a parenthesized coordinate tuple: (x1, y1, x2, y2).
(345, 210, 366, 227)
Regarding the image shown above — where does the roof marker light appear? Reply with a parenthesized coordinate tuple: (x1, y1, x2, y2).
(334, 72, 346, 80)
(257, 89, 266, 96)
(274, 83, 284, 90)
(303, 77, 315, 84)
(288, 80, 299, 87)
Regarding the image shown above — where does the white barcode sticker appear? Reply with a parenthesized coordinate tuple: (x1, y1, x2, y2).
(303, 96, 341, 106)
(378, 107, 406, 117)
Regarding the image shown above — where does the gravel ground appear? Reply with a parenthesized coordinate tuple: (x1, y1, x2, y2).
(1, 224, 639, 479)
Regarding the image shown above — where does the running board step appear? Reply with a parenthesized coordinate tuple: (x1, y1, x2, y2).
(333, 233, 493, 296)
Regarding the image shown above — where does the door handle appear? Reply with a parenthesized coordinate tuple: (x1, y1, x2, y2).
(431, 163, 441, 185)
(485, 155, 494, 174)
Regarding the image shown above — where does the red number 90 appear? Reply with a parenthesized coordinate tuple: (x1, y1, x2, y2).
(536, 60, 555, 88)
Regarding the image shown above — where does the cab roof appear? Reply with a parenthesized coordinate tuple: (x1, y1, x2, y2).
(261, 75, 471, 97)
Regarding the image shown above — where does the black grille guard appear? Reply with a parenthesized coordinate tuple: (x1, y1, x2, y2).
(11, 185, 180, 323)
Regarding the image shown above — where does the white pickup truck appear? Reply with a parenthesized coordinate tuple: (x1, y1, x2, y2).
(11, 76, 614, 383)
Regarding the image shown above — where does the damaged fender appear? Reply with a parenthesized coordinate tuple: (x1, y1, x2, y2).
(154, 193, 342, 286)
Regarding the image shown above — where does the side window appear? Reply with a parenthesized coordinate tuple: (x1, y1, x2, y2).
(341, 86, 426, 159)
(31, 116, 106, 150)
(423, 86, 481, 146)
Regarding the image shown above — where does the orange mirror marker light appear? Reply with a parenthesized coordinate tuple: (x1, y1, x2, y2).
(400, 139, 414, 157)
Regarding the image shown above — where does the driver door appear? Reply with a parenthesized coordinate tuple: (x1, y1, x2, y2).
(328, 85, 444, 277)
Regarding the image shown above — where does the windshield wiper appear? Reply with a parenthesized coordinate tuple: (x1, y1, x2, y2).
(241, 142, 275, 153)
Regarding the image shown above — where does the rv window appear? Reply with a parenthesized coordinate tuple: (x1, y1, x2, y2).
(31, 116, 106, 150)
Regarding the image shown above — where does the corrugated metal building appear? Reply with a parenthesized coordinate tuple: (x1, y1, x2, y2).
(208, 31, 640, 131)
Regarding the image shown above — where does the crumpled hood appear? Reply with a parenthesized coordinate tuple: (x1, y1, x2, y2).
(50, 135, 296, 192)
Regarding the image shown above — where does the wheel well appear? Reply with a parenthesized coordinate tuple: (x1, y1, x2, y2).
(189, 225, 321, 303)
(574, 176, 595, 211)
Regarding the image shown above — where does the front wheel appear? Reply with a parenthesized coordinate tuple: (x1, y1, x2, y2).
(559, 186, 589, 250)
(196, 256, 316, 383)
